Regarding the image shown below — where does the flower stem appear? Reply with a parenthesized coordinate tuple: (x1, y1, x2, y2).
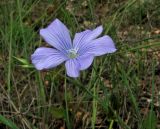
(64, 73, 71, 129)
(92, 81, 98, 129)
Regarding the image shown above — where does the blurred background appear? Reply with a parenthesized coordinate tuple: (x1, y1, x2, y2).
(0, 0, 160, 129)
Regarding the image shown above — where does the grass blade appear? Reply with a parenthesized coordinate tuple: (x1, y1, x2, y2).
(0, 115, 20, 129)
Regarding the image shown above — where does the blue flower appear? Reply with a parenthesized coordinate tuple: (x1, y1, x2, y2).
(31, 19, 117, 77)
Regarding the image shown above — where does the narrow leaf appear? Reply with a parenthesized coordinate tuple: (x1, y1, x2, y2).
(0, 115, 19, 129)
(49, 106, 65, 119)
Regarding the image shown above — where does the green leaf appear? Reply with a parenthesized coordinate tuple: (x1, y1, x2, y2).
(49, 106, 65, 119)
(0, 115, 20, 129)
(13, 56, 34, 68)
(18, 64, 34, 68)
(13, 56, 29, 64)
(142, 110, 157, 129)
(65, 91, 73, 102)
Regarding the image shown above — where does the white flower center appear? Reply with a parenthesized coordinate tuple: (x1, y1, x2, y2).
(68, 49, 78, 59)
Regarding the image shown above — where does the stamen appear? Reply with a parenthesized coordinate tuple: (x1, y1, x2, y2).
(68, 49, 78, 59)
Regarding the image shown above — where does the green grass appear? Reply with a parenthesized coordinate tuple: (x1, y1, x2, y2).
(0, 0, 160, 129)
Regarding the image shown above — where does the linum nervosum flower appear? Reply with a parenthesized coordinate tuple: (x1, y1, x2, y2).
(31, 19, 117, 78)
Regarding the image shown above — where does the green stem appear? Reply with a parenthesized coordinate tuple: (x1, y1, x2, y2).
(109, 120, 114, 129)
(17, 0, 27, 56)
(64, 74, 71, 129)
(92, 83, 97, 129)
(7, 12, 13, 93)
